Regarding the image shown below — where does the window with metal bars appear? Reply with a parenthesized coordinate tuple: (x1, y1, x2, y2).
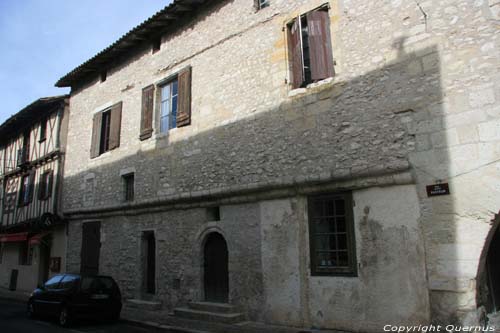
(307, 192, 357, 276)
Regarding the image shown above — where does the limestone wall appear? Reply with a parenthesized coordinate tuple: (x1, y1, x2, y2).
(62, 0, 500, 327)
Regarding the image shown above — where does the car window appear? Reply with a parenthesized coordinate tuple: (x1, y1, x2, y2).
(80, 277, 116, 294)
(60, 275, 78, 290)
(44, 275, 63, 290)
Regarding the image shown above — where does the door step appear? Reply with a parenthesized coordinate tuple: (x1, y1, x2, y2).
(173, 303, 245, 324)
(187, 301, 235, 313)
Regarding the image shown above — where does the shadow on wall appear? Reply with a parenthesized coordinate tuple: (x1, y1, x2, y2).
(62, 39, 476, 327)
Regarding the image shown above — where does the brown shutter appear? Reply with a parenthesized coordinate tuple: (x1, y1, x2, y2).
(108, 102, 122, 150)
(307, 10, 335, 82)
(177, 66, 192, 127)
(140, 85, 154, 140)
(90, 113, 102, 159)
(289, 17, 304, 89)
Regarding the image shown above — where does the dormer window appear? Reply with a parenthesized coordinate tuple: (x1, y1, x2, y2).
(100, 71, 107, 83)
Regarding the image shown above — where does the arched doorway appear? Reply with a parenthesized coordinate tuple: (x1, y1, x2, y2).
(203, 233, 228, 303)
(477, 212, 500, 313)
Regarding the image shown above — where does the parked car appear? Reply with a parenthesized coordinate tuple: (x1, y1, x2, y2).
(27, 273, 122, 326)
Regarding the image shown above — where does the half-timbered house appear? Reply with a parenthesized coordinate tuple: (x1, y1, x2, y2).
(0, 95, 69, 292)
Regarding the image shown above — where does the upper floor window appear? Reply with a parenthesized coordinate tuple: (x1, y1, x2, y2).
(308, 192, 357, 276)
(100, 71, 107, 83)
(255, 0, 270, 10)
(38, 170, 53, 200)
(152, 37, 161, 54)
(18, 131, 30, 166)
(139, 67, 192, 140)
(90, 102, 122, 158)
(39, 118, 47, 142)
(288, 6, 334, 89)
(18, 171, 35, 206)
(160, 79, 179, 133)
(122, 173, 134, 202)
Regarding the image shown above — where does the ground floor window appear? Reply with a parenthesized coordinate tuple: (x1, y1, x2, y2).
(307, 192, 357, 276)
(141, 231, 156, 294)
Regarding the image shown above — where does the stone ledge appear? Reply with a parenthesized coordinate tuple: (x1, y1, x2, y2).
(64, 167, 414, 219)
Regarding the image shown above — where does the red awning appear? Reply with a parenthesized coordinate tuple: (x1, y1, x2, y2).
(29, 232, 51, 245)
(0, 232, 28, 243)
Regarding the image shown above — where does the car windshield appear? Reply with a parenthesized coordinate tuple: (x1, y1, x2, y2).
(80, 277, 116, 294)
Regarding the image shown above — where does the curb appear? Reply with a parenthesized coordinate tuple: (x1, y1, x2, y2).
(123, 318, 209, 333)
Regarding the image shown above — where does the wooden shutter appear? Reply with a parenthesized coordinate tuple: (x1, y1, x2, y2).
(108, 102, 122, 150)
(90, 113, 102, 159)
(307, 10, 335, 82)
(177, 67, 192, 127)
(289, 18, 304, 89)
(140, 85, 155, 140)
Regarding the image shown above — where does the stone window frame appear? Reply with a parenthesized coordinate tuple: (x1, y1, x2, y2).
(307, 191, 358, 276)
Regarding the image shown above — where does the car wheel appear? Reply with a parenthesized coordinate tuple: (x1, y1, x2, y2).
(27, 301, 36, 319)
(58, 306, 71, 327)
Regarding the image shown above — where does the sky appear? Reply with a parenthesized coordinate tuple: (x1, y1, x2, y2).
(0, 0, 171, 124)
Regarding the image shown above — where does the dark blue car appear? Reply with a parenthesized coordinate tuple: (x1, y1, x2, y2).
(27, 274, 122, 326)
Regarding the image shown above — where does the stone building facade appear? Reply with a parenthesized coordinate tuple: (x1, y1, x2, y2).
(57, 0, 499, 331)
(0, 96, 69, 292)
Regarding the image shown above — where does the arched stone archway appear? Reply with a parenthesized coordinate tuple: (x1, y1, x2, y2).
(202, 232, 229, 303)
(477, 212, 500, 313)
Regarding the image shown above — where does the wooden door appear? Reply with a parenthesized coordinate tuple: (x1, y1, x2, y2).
(203, 233, 228, 303)
(80, 222, 101, 275)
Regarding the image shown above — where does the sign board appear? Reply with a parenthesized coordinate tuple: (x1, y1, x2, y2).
(426, 183, 450, 197)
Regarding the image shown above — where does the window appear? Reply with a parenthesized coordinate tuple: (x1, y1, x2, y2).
(18, 171, 35, 206)
(60, 275, 78, 290)
(160, 79, 178, 133)
(152, 37, 161, 53)
(206, 207, 221, 221)
(308, 192, 357, 276)
(123, 173, 134, 202)
(288, 6, 334, 89)
(44, 275, 63, 290)
(38, 170, 53, 200)
(255, 0, 270, 10)
(90, 102, 122, 158)
(149, 66, 191, 137)
(100, 71, 107, 82)
(39, 118, 47, 142)
(17, 131, 30, 166)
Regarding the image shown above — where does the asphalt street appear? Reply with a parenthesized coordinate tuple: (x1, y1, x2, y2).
(0, 298, 167, 333)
